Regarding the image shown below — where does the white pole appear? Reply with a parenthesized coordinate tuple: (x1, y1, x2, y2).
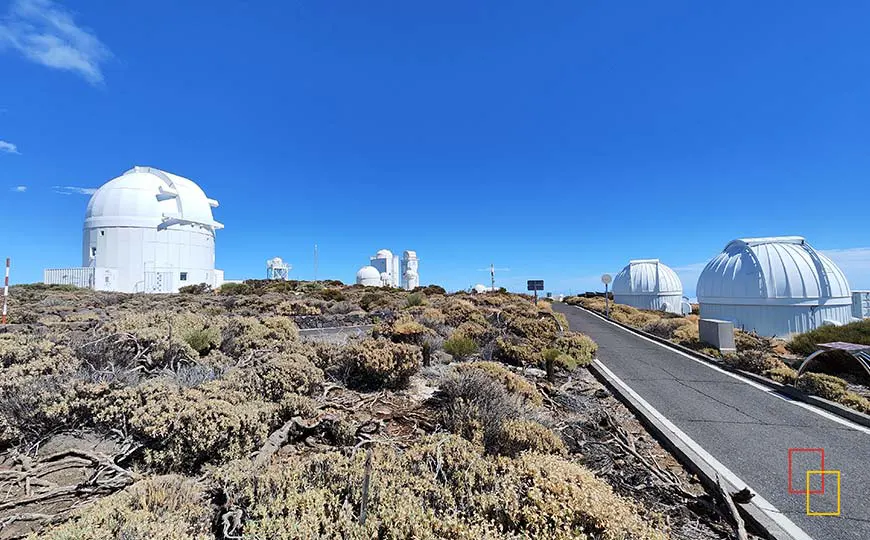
(2, 258, 9, 325)
(605, 283, 610, 318)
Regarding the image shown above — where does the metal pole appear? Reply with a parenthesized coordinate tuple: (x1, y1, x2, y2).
(605, 283, 610, 318)
(534, 289, 538, 306)
(2, 258, 9, 325)
(491, 263, 495, 292)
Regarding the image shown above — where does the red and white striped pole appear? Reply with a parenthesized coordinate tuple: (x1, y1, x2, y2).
(2, 258, 9, 325)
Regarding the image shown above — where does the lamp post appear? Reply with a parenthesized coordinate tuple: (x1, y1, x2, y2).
(601, 273, 612, 319)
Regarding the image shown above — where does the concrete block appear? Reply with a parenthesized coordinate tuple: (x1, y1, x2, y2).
(699, 319, 736, 353)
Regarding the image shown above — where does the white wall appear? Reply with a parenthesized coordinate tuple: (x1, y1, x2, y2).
(614, 293, 683, 314)
(699, 303, 854, 337)
(82, 224, 216, 293)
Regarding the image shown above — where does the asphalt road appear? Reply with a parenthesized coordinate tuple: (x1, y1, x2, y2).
(554, 303, 870, 540)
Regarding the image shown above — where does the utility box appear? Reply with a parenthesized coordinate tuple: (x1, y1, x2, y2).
(853, 291, 870, 319)
(699, 319, 736, 353)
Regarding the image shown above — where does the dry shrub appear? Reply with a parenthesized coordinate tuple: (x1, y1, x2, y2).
(454, 361, 542, 405)
(723, 353, 782, 374)
(795, 373, 848, 402)
(225, 352, 324, 401)
(439, 298, 484, 327)
(387, 315, 429, 345)
(840, 393, 870, 414)
(553, 332, 597, 367)
(277, 300, 322, 316)
(495, 419, 566, 457)
(211, 434, 664, 539)
(91, 379, 280, 473)
(492, 338, 539, 367)
(766, 365, 798, 384)
(36, 475, 212, 540)
(438, 368, 524, 450)
(341, 338, 422, 389)
(221, 315, 300, 357)
(420, 307, 446, 326)
(734, 331, 764, 352)
(454, 320, 489, 342)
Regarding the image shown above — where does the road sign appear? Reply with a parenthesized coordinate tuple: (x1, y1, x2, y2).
(527, 280, 544, 291)
(601, 274, 612, 285)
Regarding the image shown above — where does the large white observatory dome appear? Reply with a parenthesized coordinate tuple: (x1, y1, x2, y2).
(697, 236, 853, 336)
(612, 259, 684, 314)
(356, 265, 382, 287)
(81, 166, 223, 293)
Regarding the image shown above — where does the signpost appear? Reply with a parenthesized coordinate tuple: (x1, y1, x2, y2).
(527, 279, 544, 305)
(601, 274, 612, 318)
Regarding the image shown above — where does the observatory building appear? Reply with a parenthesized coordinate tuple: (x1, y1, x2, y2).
(612, 259, 684, 314)
(697, 236, 854, 337)
(401, 251, 419, 290)
(356, 248, 419, 289)
(44, 166, 224, 293)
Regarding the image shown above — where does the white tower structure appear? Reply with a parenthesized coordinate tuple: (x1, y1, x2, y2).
(697, 236, 854, 336)
(612, 259, 683, 314)
(356, 266, 382, 287)
(46, 166, 224, 293)
(370, 249, 399, 287)
(266, 257, 291, 280)
(401, 250, 419, 290)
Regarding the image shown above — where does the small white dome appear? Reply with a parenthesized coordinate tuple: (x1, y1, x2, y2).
(356, 266, 380, 280)
(612, 259, 682, 296)
(375, 249, 393, 259)
(85, 166, 222, 231)
(697, 236, 851, 305)
(473, 284, 488, 293)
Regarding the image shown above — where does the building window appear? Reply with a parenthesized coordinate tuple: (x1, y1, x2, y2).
(100, 230, 105, 236)
(180, 272, 188, 281)
(90, 247, 97, 258)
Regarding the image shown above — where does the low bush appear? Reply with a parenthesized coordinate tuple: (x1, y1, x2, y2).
(553, 332, 597, 367)
(178, 283, 212, 294)
(495, 419, 567, 457)
(340, 338, 422, 389)
(443, 335, 479, 360)
(766, 365, 798, 384)
(453, 361, 542, 405)
(492, 338, 539, 367)
(789, 319, 870, 356)
(210, 435, 664, 539)
(36, 475, 212, 540)
(225, 352, 324, 401)
(795, 373, 848, 402)
(405, 292, 426, 307)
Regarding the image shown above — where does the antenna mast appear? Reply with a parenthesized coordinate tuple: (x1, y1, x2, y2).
(491, 263, 495, 292)
(314, 244, 318, 282)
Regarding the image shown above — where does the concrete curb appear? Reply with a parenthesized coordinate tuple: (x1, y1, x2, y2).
(589, 359, 803, 540)
(570, 304, 870, 429)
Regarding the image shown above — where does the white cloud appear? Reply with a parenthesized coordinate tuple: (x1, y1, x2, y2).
(0, 140, 19, 154)
(0, 0, 111, 85)
(53, 185, 97, 195)
(10, 185, 27, 192)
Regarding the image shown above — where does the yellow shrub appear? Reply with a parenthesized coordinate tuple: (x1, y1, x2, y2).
(342, 338, 422, 389)
(36, 475, 212, 540)
(495, 419, 566, 457)
(553, 332, 597, 367)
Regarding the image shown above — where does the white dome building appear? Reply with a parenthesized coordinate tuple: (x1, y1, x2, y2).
(612, 259, 684, 314)
(697, 237, 853, 337)
(356, 266, 382, 287)
(370, 249, 400, 287)
(46, 166, 223, 292)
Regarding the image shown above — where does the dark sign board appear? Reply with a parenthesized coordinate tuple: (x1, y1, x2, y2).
(527, 280, 544, 291)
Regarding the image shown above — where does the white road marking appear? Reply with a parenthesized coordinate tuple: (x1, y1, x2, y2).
(575, 306, 870, 435)
(595, 359, 814, 540)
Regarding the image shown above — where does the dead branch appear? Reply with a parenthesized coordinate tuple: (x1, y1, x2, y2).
(716, 474, 748, 540)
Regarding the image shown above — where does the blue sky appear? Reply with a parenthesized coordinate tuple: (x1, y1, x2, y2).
(1, 0, 868, 295)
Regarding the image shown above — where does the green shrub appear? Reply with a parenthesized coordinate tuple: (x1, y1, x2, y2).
(492, 338, 538, 367)
(405, 292, 426, 307)
(443, 335, 479, 360)
(789, 319, 870, 356)
(178, 283, 212, 294)
(219, 282, 252, 295)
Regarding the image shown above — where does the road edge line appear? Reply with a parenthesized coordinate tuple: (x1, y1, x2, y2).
(589, 358, 812, 540)
(570, 304, 870, 430)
